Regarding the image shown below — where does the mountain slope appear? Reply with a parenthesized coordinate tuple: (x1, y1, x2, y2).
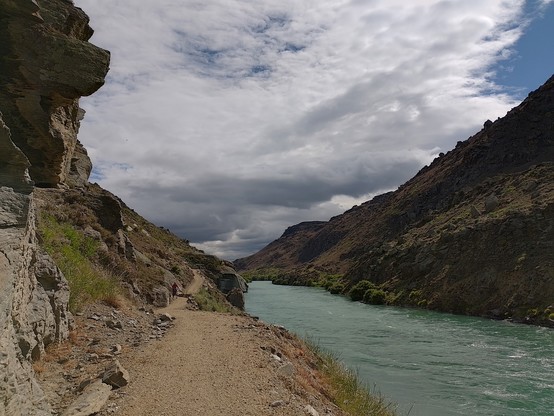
(236, 75, 554, 325)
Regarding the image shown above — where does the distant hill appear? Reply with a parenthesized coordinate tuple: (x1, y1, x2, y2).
(235, 74, 554, 326)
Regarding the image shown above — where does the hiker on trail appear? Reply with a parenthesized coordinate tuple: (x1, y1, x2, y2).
(172, 282, 179, 298)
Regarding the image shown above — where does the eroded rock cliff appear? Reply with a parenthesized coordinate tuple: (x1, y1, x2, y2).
(0, 0, 109, 188)
(0, 0, 109, 413)
(1, 191, 71, 415)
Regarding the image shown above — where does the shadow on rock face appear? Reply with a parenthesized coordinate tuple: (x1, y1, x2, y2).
(0, 0, 110, 189)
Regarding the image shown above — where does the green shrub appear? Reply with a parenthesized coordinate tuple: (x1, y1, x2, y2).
(38, 213, 121, 312)
(240, 268, 282, 282)
(385, 290, 403, 305)
(526, 308, 541, 318)
(329, 281, 345, 294)
(193, 288, 233, 313)
(349, 280, 377, 301)
(363, 289, 387, 305)
(408, 289, 423, 301)
(319, 273, 342, 290)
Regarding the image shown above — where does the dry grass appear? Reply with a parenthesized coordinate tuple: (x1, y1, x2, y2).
(103, 293, 127, 309)
(32, 361, 46, 374)
(306, 339, 397, 416)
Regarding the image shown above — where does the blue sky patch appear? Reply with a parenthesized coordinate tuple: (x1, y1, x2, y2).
(493, 0, 554, 97)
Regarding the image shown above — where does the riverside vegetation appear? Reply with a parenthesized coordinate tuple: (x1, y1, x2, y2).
(305, 341, 396, 416)
(245, 265, 554, 324)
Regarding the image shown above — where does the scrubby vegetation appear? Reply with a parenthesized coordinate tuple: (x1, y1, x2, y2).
(348, 280, 376, 301)
(193, 287, 235, 313)
(306, 340, 397, 416)
(240, 267, 283, 282)
(241, 266, 347, 292)
(38, 213, 121, 312)
(363, 288, 387, 305)
(35, 186, 237, 312)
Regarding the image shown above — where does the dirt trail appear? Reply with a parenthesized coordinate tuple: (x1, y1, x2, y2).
(113, 272, 339, 416)
(183, 269, 204, 295)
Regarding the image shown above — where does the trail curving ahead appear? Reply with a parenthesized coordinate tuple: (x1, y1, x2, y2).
(183, 269, 204, 295)
(112, 270, 326, 416)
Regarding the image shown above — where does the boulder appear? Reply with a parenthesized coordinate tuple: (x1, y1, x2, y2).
(226, 288, 245, 310)
(305, 405, 320, 416)
(151, 286, 171, 307)
(61, 380, 112, 416)
(484, 194, 499, 213)
(159, 313, 174, 322)
(277, 363, 295, 377)
(101, 360, 130, 389)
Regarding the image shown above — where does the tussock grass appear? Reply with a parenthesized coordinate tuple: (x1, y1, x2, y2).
(193, 288, 234, 313)
(306, 339, 398, 416)
(38, 213, 121, 312)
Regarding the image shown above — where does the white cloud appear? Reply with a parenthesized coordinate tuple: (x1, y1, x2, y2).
(74, 0, 547, 259)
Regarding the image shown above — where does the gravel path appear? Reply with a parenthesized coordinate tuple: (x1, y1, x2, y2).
(183, 270, 204, 295)
(114, 275, 341, 416)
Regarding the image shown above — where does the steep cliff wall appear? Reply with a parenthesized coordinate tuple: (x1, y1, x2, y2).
(0, 0, 109, 188)
(0, 0, 109, 413)
(0, 190, 72, 415)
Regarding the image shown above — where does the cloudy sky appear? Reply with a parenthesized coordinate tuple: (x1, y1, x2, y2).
(75, 0, 554, 260)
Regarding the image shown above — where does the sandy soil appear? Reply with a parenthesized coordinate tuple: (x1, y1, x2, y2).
(112, 275, 344, 416)
(36, 270, 344, 416)
(183, 269, 204, 295)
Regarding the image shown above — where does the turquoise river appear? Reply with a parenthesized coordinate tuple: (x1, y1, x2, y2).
(244, 281, 554, 416)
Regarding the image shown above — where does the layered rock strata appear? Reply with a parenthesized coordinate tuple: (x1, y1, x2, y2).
(1, 192, 72, 415)
(0, 0, 109, 187)
(1, 0, 109, 413)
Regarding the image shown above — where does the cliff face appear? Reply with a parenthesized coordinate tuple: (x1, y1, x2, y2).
(0, 191, 72, 415)
(0, 2, 244, 414)
(236, 75, 554, 324)
(0, 1, 109, 413)
(0, 0, 109, 188)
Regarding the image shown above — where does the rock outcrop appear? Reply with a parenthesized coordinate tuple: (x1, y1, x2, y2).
(236, 75, 554, 325)
(0, 0, 109, 188)
(0, 115, 32, 193)
(0, 0, 109, 413)
(1, 191, 72, 415)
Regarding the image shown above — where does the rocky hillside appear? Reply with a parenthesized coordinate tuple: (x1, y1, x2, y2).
(234, 221, 326, 272)
(236, 75, 554, 326)
(0, 1, 236, 414)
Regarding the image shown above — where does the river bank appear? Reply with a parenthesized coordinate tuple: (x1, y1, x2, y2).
(245, 281, 554, 416)
(107, 297, 347, 416)
(34, 291, 395, 416)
